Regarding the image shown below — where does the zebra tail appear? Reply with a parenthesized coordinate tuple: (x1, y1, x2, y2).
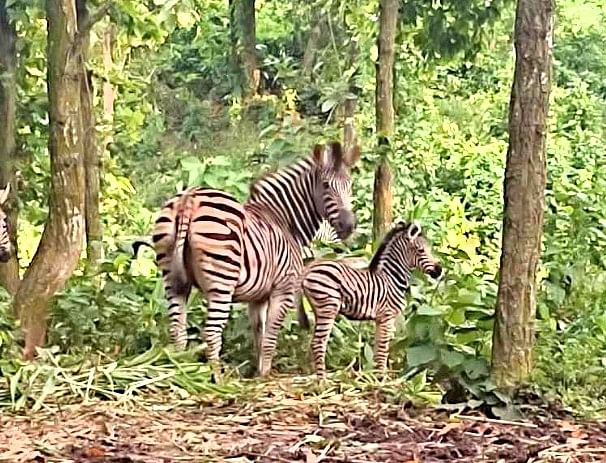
(296, 294, 311, 330)
(132, 240, 153, 256)
(170, 193, 195, 289)
(295, 272, 311, 330)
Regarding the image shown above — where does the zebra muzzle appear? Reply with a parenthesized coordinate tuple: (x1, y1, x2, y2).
(428, 264, 443, 279)
(335, 210, 356, 239)
(0, 249, 10, 263)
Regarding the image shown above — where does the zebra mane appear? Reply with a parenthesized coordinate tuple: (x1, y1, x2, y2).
(246, 154, 322, 246)
(368, 222, 408, 272)
(248, 156, 313, 199)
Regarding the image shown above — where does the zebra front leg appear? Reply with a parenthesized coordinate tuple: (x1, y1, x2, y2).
(248, 300, 269, 374)
(311, 302, 339, 379)
(258, 292, 295, 377)
(374, 316, 396, 372)
(164, 278, 192, 350)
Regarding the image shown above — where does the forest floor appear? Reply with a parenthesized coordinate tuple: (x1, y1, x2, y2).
(1, 376, 605, 463)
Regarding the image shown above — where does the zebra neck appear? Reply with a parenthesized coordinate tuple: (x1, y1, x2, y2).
(376, 258, 412, 294)
(247, 158, 323, 248)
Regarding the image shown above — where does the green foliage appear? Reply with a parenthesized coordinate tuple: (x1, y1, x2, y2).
(2, 0, 605, 417)
(0, 346, 239, 411)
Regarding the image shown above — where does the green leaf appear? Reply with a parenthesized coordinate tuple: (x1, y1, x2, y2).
(440, 349, 465, 369)
(463, 358, 489, 380)
(416, 304, 445, 316)
(321, 99, 337, 113)
(406, 344, 438, 367)
(363, 343, 374, 367)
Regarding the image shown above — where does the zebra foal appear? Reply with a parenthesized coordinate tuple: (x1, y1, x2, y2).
(0, 184, 13, 263)
(298, 221, 442, 377)
(150, 141, 360, 376)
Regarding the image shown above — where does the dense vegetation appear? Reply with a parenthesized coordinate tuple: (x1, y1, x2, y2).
(0, 0, 605, 416)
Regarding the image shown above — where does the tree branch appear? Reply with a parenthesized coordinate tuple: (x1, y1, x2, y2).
(73, 1, 112, 50)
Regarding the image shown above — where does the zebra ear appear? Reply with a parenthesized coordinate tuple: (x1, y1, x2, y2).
(313, 143, 330, 168)
(344, 145, 361, 167)
(327, 141, 344, 168)
(0, 183, 10, 205)
(407, 222, 422, 240)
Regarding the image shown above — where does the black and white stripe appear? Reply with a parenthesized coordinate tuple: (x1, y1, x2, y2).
(0, 184, 12, 263)
(301, 220, 342, 262)
(299, 221, 442, 377)
(151, 141, 360, 376)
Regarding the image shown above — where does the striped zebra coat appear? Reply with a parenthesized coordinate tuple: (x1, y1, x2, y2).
(151, 141, 360, 376)
(0, 184, 12, 263)
(298, 221, 442, 377)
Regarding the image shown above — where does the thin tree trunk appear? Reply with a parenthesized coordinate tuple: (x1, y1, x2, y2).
(372, 0, 398, 245)
(15, 0, 86, 360)
(77, 0, 103, 270)
(343, 96, 357, 151)
(0, 0, 19, 295)
(343, 37, 359, 152)
(491, 0, 554, 391)
(101, 21, 116, 154)
(302, 13, 326, 77)
(230, 0, 258, 98)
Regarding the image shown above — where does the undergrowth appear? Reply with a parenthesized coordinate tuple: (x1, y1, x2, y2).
(1, 0, 605, 419)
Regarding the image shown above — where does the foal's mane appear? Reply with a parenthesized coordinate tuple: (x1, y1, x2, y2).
(368, 223, 407, 272)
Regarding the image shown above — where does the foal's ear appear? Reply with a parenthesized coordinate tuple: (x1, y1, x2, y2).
(407, 222, 422, 240)
(0, 183, 10, 205)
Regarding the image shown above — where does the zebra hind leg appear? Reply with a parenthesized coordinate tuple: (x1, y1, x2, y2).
(163, 275, 192, 350)
(248, 300, 269, 375)
(202, 288, 235, 378)
(258, 291, 295, 377)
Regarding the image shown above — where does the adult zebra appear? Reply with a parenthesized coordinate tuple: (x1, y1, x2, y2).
(301, 220, 342, 263)
(298, 221, 442, 377)
(0, 184, 12, 263)
(151, 141, 360, 376)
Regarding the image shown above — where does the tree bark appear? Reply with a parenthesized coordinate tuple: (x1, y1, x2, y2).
(230, 0, 258, 98)
(14, 0, 86, 360)
(491, 0, 554, 391)
(0, 0, 20, 295)
(101, 21, 116, 154)
(77, 0, 103, 270)
(302, 13, 326, 77)
(372, 0, 398, 245)
(343, 37, 359, 152)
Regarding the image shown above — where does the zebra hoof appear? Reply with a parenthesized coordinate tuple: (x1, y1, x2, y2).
(209, 361, 226, 384)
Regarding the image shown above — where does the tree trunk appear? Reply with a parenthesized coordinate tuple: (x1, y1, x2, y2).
(230, 0, 258, 98)
(77, 0, 103, 270)
(14, 0, 86, 360)
(343, 37, 359, 152)
(101, 21, 116, 154)
(491, 0, 554, 391)
(0, 0, 20, 295)
(302, 13, 326, 77)
(372, 0, 398, 245)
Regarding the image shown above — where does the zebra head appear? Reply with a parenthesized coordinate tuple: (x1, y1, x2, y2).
(395, 221, 442, 279)
(0, 184, 12, 263)
(312, 141, 360, 240)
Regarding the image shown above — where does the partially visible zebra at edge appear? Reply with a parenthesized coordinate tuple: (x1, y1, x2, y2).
(149, 141, 360, 377)
(0, 184, 13, 263)
(297, 221, 442, 378)
(301, 219, 343, 263)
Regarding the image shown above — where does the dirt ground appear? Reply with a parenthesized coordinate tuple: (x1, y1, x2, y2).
(1, 383, 606, 463)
